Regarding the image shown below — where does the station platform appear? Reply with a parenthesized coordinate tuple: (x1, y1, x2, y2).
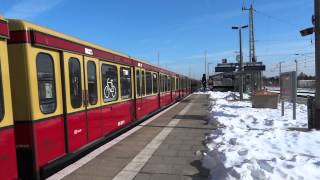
(49, 94, 214, 180)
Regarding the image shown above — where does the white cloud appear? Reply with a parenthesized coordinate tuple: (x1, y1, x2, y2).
(5, 0, 63, 19)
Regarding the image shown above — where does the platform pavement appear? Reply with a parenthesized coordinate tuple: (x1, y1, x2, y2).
(57, 94, 215, 180)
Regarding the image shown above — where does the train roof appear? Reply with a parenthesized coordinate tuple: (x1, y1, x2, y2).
(7, 19, 181, 77)
(8, 19, 130, 58)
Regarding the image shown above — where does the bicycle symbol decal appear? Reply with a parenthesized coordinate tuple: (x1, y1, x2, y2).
(104, 78, 117, 100)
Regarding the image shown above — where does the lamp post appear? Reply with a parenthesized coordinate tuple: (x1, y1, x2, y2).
(232, 25, 248, 101)
(204, 50, 208, 83)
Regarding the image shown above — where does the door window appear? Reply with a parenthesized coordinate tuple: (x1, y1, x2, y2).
(36, 53, 56, 114)
(146, 72, 152, 95)
(152, 73, 158, 94)
(87, 61, 97, 105)
(120, 67, 132, 99)
(136, 70, 141, 97)
(102, 64, 118, 102)
(141, 71, 145, 96)
(69, 58, 82, 108)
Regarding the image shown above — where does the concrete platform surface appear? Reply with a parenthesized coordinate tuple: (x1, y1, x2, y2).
(50, 94, 214, 180)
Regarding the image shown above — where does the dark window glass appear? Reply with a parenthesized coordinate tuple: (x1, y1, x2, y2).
(37, 53, 56, 114)
(102, 64, 118, 102)
(177, 78, 179, 90)
(172, 77, 176, 91)
(87, 61, 97, 105)
(163, 75, 166, 92)
(146, 72, 152, 95)
(181, 78, 184, 89)
(136, 70, 141, 97)
(160, 75, 164, 92)
(152, 73, 158, 94)
(165, 76, 170, 92)
(120, 67, 132, 99)
(142, 71, 145, 96)
(69, 58, 82, 108)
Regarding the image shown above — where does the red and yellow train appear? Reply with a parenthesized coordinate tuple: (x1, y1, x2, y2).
(0, 17, 200, 180)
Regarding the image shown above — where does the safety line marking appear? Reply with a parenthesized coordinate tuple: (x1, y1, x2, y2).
(112, 96, 196, 180)
(47, 95, 192, 180)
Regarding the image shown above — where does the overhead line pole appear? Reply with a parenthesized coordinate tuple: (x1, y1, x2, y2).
(239, 27, 244, 101)
(243, 4, 256, 63)
(243, 3, 262, 92)
(315, 0, 320, 128)
(205, 50, 207, 80)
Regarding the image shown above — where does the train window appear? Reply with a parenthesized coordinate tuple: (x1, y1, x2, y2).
(120, 67, 131, 99)
(146, 72, 152, 95)
(176, 78, 179, 90)
(69, 58, 82, 108)
(142, 71, 146, 96)
(101, 64, 118, 102)
(167, 76, 171, 92)
(87, 61, 97, 105)
(181, 79, 184, 89)
(163, 75, 166, 92)
(136, 70, 141, 97)
(171, 77, 175, 91)
(152, 73, 158, 94)
(36, 53, 56, 114)
(160, 75, 164, 92)
(159, 75, 162, 92)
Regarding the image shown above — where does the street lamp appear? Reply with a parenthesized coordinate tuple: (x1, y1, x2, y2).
(232, 25, 248, 101)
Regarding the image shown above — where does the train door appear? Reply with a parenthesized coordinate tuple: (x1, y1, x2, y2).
(0, 30, 17, 180)
(152, 72, 160, 108)
(63, 52, 87, 152)
(83, 57, 102, 143)
(159, 74, 166, 107)
(100, 61, 121, 132)
(135, 67, 145, 119)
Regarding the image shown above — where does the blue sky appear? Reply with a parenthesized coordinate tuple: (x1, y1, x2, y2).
(0, 0, 315, 78)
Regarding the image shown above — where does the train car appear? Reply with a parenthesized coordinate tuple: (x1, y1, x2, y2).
(0, 17, 18, 180)
(133, 61, 162, 119)
(172, 75, 179, 101)
(5, 19, 193, 180)
(190, 78, 201, 93)
(208, 72, 234, 91)
(7, 19, 135, 179)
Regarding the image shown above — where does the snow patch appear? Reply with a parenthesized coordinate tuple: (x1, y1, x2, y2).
(203, 91, 320, 180)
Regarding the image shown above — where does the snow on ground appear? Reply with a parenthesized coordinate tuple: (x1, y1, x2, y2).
(266, 86, 315, 93)
(202, 91, 320, 180)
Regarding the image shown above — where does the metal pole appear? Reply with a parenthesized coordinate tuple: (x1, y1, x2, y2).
(239, 28, 244, 101)
(295, 59, 298, 74)
(280, 61, 284, 116)
(205, 50, 207, 79)
(207, 63, 209, 79)
(279, 62, 282, 87)
(293, 71, 297, 120)
(315, 0, 320, 128)
(282, 101, 285, 116)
